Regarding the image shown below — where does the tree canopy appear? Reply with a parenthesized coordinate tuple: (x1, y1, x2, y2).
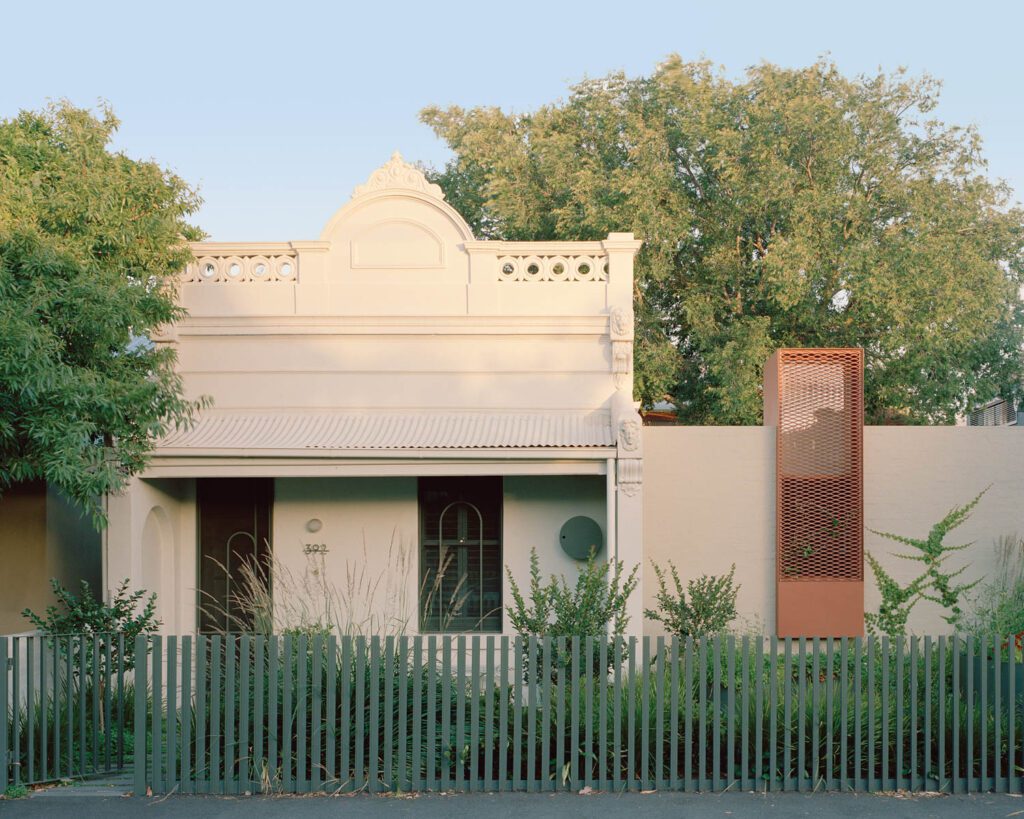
(422, 57, 1024, 423)
(0, 102, 204, 521)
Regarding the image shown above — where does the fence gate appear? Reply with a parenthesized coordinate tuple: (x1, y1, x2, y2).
(1, 634, 132, 790)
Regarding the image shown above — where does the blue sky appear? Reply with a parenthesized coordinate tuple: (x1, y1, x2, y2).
(2, 0, 1021, 240)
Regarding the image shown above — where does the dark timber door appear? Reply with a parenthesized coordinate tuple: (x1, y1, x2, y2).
(197, 478, 273, 634)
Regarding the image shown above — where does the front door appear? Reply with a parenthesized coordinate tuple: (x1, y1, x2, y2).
(197, 478, 273, 633)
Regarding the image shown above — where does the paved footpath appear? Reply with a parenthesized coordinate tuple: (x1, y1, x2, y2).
(2, 790, 1023, 818)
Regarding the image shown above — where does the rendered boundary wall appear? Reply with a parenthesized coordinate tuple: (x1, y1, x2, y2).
(643, 426, 1024, 636)
(0, 482, 100, 634)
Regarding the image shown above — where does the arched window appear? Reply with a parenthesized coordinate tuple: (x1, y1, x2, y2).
(419, 477, 502, 632)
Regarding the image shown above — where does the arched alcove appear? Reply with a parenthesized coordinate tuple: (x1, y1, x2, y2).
(141, 505, 177, 631)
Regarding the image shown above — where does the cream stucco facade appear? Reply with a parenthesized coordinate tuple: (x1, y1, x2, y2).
(105, 153, 645, 637)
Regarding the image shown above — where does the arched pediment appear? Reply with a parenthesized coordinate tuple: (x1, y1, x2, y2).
(319, 152, 474, 247)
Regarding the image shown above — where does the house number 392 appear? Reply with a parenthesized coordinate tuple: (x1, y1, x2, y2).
(303, 543, 329, 555)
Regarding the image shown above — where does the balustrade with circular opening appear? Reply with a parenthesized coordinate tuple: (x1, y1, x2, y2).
(183, 253, 300, 283)
(496, 254, 608, 282)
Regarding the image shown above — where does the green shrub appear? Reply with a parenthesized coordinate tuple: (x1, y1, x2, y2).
(3, 784, 29, 799)
(644, 562, 739, 637)
(865, 490, 986, 637)
(966, 533, 1024, 656)
(506, 548, 638, 639)
(22, 578, 159, 670)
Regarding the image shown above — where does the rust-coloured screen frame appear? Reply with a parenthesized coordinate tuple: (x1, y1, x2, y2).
(765, 348, 864, 638)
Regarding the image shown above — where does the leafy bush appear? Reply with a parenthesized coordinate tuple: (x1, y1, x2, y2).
(22, 578, 160, 670)
(966, 533, 1024, 655)
(506, 548, 638, 639)
(865, 490, 986, 636)
(645, 562, 739, 636)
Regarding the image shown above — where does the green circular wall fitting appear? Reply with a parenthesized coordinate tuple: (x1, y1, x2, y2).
(559, 516, 604, 561)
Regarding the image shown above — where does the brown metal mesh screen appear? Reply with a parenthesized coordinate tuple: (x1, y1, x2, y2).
(775, 349, 863, 582)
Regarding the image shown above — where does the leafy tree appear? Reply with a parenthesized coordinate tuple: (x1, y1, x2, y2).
(422, 57, 1024, 423)
(0, 102, 205, 521)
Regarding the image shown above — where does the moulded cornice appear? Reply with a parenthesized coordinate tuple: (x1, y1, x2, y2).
(171, 314, 610, 336)
(468, 240, 609, 255)
(188, 241, 309, 254)
(289, 241, 331, 253)
(601, 232, 643, 253)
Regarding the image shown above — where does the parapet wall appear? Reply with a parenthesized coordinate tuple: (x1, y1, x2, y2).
(642, 425, 1024, 635)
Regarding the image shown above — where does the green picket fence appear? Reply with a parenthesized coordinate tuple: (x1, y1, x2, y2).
(129, 633, 1024, 795)
(1, 634, 133, 789)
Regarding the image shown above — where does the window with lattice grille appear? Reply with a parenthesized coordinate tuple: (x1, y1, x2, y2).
(419, 477, 502, 633)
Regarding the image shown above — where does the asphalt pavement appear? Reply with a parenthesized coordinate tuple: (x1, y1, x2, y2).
(1, 789, 1022, 818)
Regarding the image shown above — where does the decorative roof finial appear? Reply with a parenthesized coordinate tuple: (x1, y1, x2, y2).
(352, 151, 445, 200)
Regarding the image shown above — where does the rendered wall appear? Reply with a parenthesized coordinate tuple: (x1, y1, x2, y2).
(642, 426, 1024, 636)
(105, 477, 197, 635)
(46, 485, 101, 598)
(0, 482, 50, 633)
(271, 475, 605, 637)
(0, 482, 101, 635)
(171, 320, 616, 415)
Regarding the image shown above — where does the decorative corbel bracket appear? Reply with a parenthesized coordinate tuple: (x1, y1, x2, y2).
(617, 458, 643, 497)
(609, 306, 635, 393)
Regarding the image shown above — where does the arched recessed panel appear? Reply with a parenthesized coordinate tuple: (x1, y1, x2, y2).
(350, 219, 445, 269)
(141, 505, 173, 626)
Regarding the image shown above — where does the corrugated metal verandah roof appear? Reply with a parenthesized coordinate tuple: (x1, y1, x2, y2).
(157, 411, 615, 452)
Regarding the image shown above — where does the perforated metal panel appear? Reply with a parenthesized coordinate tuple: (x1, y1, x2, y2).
(766, 348, 864, 637)
(967, 398, 1017, 427)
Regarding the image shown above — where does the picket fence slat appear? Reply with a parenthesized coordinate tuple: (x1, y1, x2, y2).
(541, 635, 551, 792)
(196, 635, 208, 793)
(354, 636, 365, 792)
(182, 635, 193, 795)
(369, 636, 380, 794)
(340, 636, 351, 789)
(441, 637, 451, 791)
(134, 635, 147, 795)
(1010, 636, 1017, 793)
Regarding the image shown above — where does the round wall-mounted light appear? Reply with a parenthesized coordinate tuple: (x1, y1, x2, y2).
(559, 516, 604, 561)
(306, 518, 323, 534)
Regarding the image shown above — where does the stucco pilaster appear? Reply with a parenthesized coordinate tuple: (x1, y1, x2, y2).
(103, 481, 137, 604)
